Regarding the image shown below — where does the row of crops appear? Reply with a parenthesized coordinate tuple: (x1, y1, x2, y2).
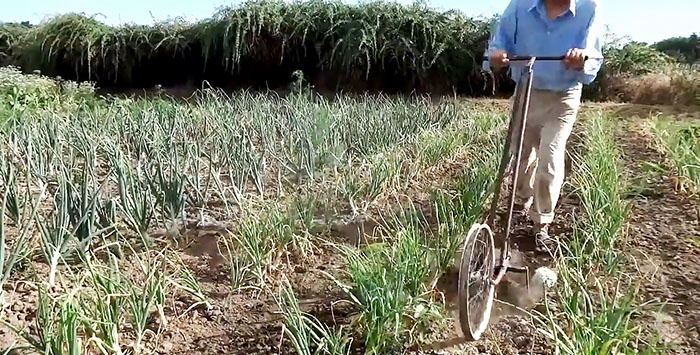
(0, 0, 507, 94)
(0, 35, 687, 353)
(0, 62, 514, 353)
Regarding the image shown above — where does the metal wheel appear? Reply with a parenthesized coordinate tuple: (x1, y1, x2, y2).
(458, 223, 496, 341)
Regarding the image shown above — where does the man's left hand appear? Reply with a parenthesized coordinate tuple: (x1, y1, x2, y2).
(564, 48, 586, 71)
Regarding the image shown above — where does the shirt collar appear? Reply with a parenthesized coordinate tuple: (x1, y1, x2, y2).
(529, 0, 577, 17)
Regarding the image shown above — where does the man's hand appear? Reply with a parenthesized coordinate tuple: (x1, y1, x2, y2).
(489, 50, 509, 68)
(564, 48, 586, 71)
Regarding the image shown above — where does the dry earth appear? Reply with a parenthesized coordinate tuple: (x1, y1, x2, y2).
(611, 105, 700, 354)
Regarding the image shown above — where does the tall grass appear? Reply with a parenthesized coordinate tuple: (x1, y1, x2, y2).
(567, 112, 629, 273)
(275, 278, 354, 355)
(0, 0, 493, 93)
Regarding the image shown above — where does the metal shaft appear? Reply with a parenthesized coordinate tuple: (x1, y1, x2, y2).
(503, 57, 536, 255)
(491, 58, 536, 286)
(486, 87, 521, 227)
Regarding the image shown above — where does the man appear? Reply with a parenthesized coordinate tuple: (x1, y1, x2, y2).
(483, 0, 604, 251)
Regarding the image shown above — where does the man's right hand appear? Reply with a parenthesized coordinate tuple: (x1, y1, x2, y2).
(489, 50, 509, 68)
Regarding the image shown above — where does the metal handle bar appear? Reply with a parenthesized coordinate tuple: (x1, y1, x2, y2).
(481, 55, 589, 61)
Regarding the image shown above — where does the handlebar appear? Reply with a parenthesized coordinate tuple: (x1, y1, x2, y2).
(481, 55, 589, 61)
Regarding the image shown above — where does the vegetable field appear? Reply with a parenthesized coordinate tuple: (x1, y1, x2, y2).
(1, 60, 700, 355)
(1, 2, 700, 352)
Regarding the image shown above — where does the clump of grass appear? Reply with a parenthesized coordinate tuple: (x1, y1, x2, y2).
(430, 113, 503, 274)
(222, 197, 326, 291)
(567, 112, 630, 272)
(124, 250, 170, 351)
(534, 260, 663, 355)
(649, 118, 700, 194)
(275, 278, 354, 355)
(222, 210, 275, 291)
(325, 212, 437, 354)
(0, 156, 39, 287)
(82, 251, 127, 355)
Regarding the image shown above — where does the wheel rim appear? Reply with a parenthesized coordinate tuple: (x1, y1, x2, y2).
(458, 223, 496, 341)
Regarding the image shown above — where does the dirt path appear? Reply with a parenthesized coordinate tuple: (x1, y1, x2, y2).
(613, 108, 700, 354)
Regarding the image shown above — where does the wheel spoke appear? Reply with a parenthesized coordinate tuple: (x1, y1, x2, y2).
(458, 224, 496, 341)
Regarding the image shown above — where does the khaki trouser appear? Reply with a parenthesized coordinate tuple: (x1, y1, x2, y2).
(509, 85, 582, 225)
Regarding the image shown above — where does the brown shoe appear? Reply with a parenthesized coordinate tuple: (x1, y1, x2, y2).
(534, 224, 557, 253)
(513, 197, 532, 215)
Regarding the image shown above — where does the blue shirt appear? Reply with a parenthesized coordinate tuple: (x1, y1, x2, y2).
(482, 0, 604, 92)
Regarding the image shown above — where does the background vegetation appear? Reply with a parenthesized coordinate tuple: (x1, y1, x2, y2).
(0, 0, 697, 103)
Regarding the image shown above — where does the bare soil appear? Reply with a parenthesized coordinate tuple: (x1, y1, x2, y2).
(611, 106, 700, 354)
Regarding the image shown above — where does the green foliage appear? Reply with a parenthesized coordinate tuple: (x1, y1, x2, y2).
(0, 62, 681, 354)
(650, 118, 700, 194)
(653, 34, 698, 64)
(2, 1, 695, 101)
(0, 0, 493, 92)
(582, 32, 682, 101)
(604, 41, 675, 76)
(0, 66, 95, 118)
(0, 66, 95, 132)
(332, 225, 433, 354)
(0, 22, 31, 66)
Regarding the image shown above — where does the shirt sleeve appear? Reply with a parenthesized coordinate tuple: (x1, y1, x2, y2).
(578, 2, 604, 84)
(482, 0, 518, 72)
(488, 0, 518, 54)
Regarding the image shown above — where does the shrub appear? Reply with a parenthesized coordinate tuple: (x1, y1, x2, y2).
(0, 0, 495, 94)
(583, 32, 699, 105)
(607, 65, 700, 106)
(0, 66, 95, 115)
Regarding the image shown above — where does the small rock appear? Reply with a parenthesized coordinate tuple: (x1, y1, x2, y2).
(513, 335, 530, 348)
(160, 341, 174, 352)
(205, 306, 223, 320)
